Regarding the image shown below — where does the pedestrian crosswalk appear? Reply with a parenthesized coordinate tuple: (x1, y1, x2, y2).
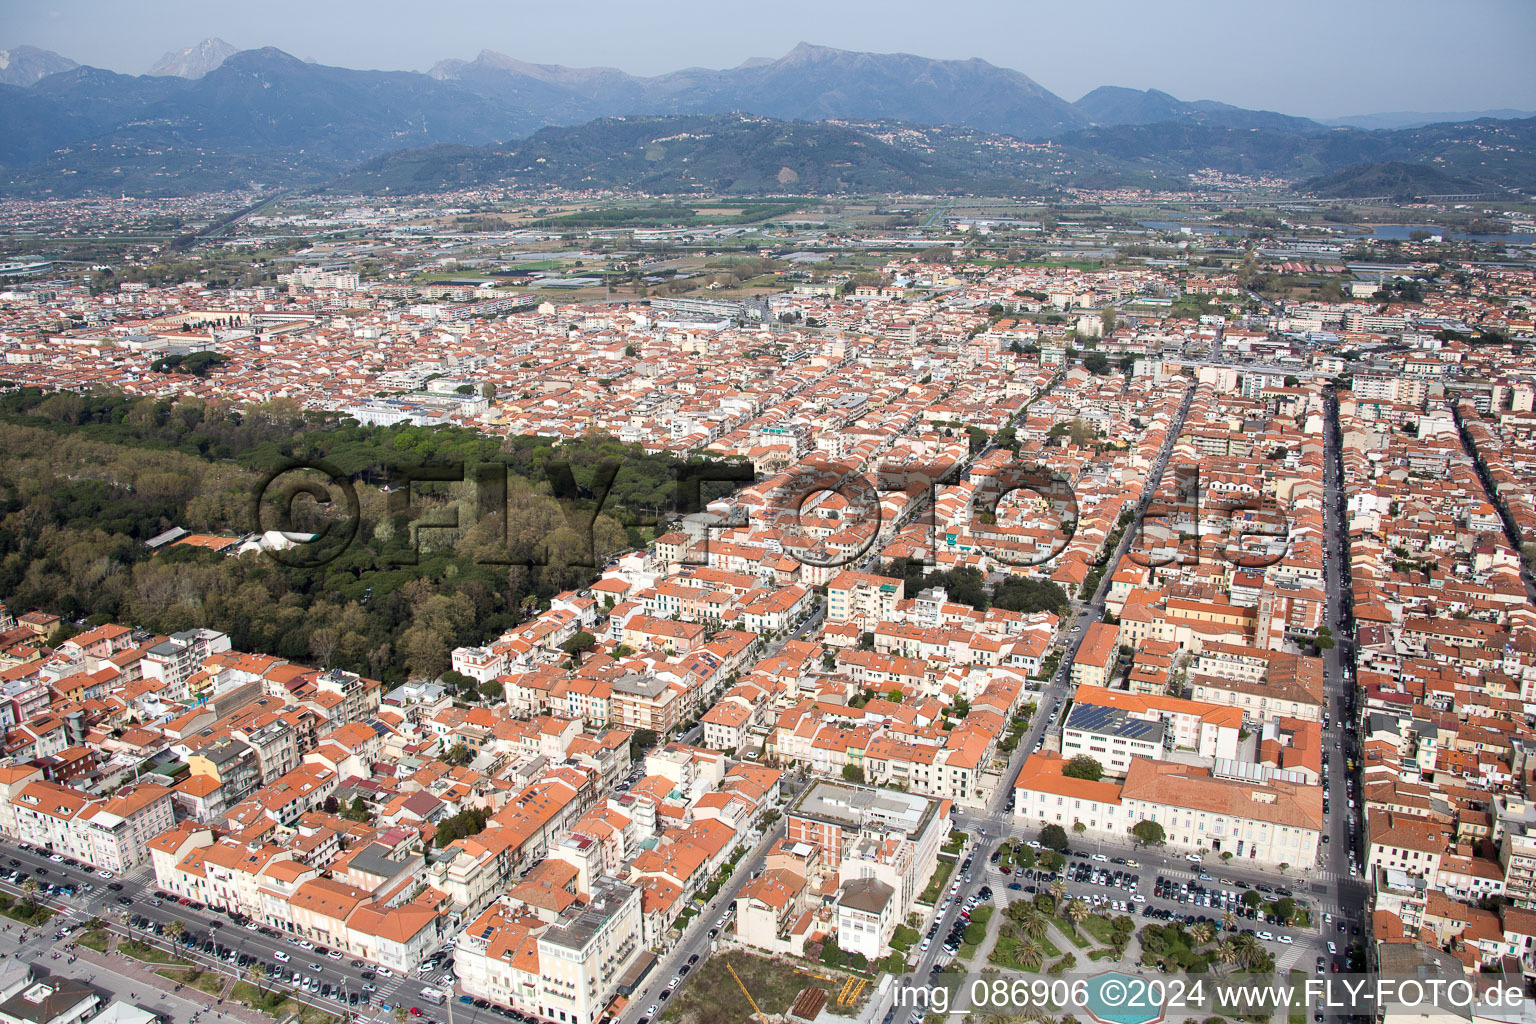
(1273, 943, 1306, 971)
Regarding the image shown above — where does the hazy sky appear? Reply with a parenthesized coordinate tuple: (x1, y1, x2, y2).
(8, 0, 1536, 119)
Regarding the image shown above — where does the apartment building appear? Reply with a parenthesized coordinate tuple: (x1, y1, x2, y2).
(536, 878, 644, 1024)
(825, 571, 903, 630)
(4, 777, 174, 873)
(1071, 623, 1119, 688)
(785, 781, 947, 921)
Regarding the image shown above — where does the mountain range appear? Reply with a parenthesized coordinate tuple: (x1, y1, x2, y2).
(0, 40, 1531, 198)
(147, 38, 239, 79)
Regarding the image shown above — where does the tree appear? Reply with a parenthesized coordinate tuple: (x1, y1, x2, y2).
(1049, 878, 1067, 910)
(630, 729, 658, 759)
(1130, 820, 1166, 847)
(1040, 851, 1065, 873)
(248, 961, 267, 997)
(1064, 898, 1089, 935)
(322, 795, 340, 814)
(1215, 939, 1240, 974)
(886, 688, 904, 704)
(1039, 824, 1070, 852)
(345, 795, 372, 822)
(395, 1008, 411, 1024)
(477, 678, 504, 703)
(1062, 755, 1103, 782)
(167, 919, 186, 944)
(1017, 938, 1044, 971)
(561, 630, 597, 664)
(1016, 903, 1047, 941)
(1081, 352, 1110, 375)
(444, 743, 472, 766)
(842, 764, 866, 784)
(1072, 822, 1087, 835)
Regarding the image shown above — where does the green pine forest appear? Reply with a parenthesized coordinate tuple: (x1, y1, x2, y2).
(0, 387, 743, 683)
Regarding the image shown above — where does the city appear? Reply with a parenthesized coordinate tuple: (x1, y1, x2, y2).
(0, 7, 1534, 1024)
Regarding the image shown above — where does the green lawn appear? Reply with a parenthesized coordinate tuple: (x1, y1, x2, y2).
(75, 928, 110, 952)
(1080, 914, 1118, 945)
(0, 902, 52, 926)
(230, 983, 338, 1024)
(918, 858, 956, 905)
(119, 940, 190, 966)
(158, 969, 225, 996)
(1047, 914, 1091, 949)
(1288, 970, 1306, 1024)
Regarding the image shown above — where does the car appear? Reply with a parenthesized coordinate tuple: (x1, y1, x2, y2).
(688, 954, 700, 965)
(108, 882, 124, 891)
(411, 1010, 423, 1018)
(310, 963, 323, 972)
(298, 940, 314, 949)
(1257, 931, 1273, 940)
(377, 967, 393, 977)
(1091, 853, 1108, 862)
(459, 998, 476, 1006)
(1278, 935, 1293, 945)
(48, 854, 62, 863)
(96, 870, 113, 879)
(328, 950, 343, 960)
(1328, 941, 1337, 953)
(646, 1006, 659, 1017)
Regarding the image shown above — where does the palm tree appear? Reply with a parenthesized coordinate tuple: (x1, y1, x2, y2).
(395, 1008, 410, 1024)
(1049, 878, 1066, 910)
(1064, 898, 1089, 936)
(1234, 933, 1265, 972)
(1017, 938, 1045, 971)
(248, 961, 267, 998)
(18, 878, 37, 912)
(1190, 921, 1215, 948)
(1017, 905, 1048, 942)
(1215, 939, 1241, 974)
(167, 919, 186, 945)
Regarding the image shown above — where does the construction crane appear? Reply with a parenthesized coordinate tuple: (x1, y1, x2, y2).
(727, 963, 769, 1024)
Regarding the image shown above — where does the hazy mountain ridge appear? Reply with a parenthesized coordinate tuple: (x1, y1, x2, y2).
(1, 41, 1532, 197)
(0, 45, 78, 87)
(148, 38, 239, 79)
(330, 112, 1536, 198)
